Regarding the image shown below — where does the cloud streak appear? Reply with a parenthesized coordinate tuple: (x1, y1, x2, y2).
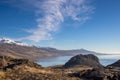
(2, 0, 94, 42)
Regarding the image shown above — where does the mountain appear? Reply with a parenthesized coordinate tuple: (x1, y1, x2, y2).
(61, 48, 102, 55)
(0, 38, 29, 46)
(0, 38, 103, 61)
(0, 43, 60, 61)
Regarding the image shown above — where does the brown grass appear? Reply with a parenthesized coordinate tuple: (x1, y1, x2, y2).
(0, 71, 5, 79)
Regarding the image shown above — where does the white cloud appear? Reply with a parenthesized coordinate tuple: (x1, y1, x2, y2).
(2, 0, 94, 42)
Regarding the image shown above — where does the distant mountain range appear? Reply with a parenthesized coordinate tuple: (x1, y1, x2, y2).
(0, 38, 104, 61)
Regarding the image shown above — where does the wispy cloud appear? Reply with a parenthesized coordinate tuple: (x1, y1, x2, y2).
(2, 0, 94, 42)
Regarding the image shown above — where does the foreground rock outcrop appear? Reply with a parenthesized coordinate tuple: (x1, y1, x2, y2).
(0, 56, 41, 70)
(69, 67, 120, 80)
(63, 54, 103, 68)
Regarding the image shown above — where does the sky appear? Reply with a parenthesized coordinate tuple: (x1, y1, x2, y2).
(0, 0, 120, 53)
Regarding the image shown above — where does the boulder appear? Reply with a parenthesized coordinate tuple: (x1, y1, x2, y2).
(63, 54, 103, 68)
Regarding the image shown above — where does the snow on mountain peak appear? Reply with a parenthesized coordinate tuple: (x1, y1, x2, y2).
(0, 38, 29, 46)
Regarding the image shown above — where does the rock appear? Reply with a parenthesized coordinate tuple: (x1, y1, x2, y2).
(68, 67, 120, 80)
(63, 54, 103, 68)
(81, 67, 120, 80)
(81, 68, 107, 80)
(0, 56, 42, 70)
(108, 59, 120, 67)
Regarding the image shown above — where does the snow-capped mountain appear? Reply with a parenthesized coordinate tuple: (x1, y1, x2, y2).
(0, 38, 29, 46)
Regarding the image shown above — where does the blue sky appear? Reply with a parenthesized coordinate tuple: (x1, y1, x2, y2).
(0, 0, 120, 53)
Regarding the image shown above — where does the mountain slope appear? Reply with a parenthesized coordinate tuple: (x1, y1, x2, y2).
(0, 38, 104, 61)
(0, 43, 60, 61)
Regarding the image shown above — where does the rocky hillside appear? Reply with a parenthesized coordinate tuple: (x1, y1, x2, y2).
(0, 55, 90, 80)
(0, 55, 120, 80)
(63, 54, 103, 68)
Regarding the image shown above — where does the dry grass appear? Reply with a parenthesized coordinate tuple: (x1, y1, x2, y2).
(23, 65, 53, 74)
(0, 71, 5, 79)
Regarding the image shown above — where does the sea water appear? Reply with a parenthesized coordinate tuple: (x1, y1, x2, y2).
(38, 54, 120, 67)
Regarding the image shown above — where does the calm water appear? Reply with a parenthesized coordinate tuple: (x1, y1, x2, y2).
(38, 54, 120, 67)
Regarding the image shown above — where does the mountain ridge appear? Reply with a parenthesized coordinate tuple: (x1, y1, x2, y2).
(0, 38, 105, 61)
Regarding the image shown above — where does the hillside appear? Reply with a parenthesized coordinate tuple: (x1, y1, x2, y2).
(0, 43, 59, 61)
(0, 38, 103, 61)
